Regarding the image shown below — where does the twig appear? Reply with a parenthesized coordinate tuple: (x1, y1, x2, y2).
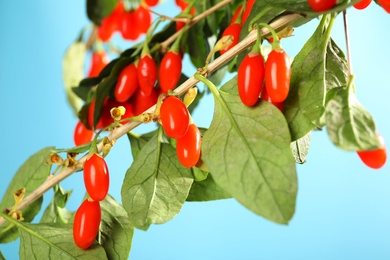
(343, 10, 353, 77)
(0, 12, 301, 227)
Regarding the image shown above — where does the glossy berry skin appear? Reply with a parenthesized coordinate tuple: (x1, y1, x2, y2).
(88, 98, 105, 130)
(353, 0, 372, 9)
(238, 51, 265, 106)
(176, 124, 201, 168)
(84, 153, 109, 201)
(74, 121, 94, 146)
(159, 51, 183, 93)
(134, 5, 151, 34)
(265, 49, 291, 103)
(115, 63, 139, 102)
(308, 0, 337, 12)
(241, 0, 255, 25)
(160, 96, 190, 138)
(145, 0, 159, 7)
(73, 199, 101, 249)
(88, 51, 110, 77)
(357, 133, 387, 169)
(220, 23, 242, 55)
(121, 10, 140, 41)
(137, 55, 158, 96)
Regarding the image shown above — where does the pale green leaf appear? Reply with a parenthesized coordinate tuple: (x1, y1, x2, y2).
(100, 195, 134, 260)
(0, 147, 53, 243)
(290, 132, 311, 164)
(62, 41, 86, 115)
(202, 77, 297, 224)
(121, 133, 193, 230)
(325, 84, 380, 151)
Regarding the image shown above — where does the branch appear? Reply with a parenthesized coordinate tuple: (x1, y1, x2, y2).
(0, 12, 301, 226)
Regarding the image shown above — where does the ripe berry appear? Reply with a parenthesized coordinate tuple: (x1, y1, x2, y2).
(265, 49, 291, 103)
(74, 121, 94, 146)
(121, 10, 140, 41)
(307, 0, 337, 12)
(144, 0, 159, 7)
(357, 133, 387, 169)
(73, 199, 101, 249)
(176, 123, 201, 168)
(219, 23, 242, 55)
(88, 51, 110, 77)
(159, 51, 183, 93)
(114, 63, 139, 102)
(353, 0, 372, 10)
(134, 5, 152, 34)
(238, 51, 265, 106)
(131, 88, 159, 116)
(137, 54, 158, 95)
(84, 153, 110, 201)
(242, 0, 255, 25)
(261, 85, 284, 112)
(160, 96, 190, 138)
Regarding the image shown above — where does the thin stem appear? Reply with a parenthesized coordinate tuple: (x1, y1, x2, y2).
(343, 10, 353, 77)
(0, 12, 301, 227)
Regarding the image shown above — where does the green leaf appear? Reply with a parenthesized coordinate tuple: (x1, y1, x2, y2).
(100, 195, 134, 260)
(121, 132, 193, 230)
(0, 147, 53, 243)
(86, 0, 118, 25)
(0, 251, 5, 260)
(127, 130, 157, 159)
(192, 167, 208, 182)
(290, 132, 311, 164)
(40, 185, 73, 224)
(187, 174, 231, 202)
(284, 14, 337, 141)
(18, 223, 107, 259)
(325, 83, 380, 151)
(62, 41, 86, 115)
(202, 77, 297, 224)
(186, 18, 209, 68)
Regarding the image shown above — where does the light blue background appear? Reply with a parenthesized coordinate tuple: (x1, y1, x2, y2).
(1, 1, 390, 259)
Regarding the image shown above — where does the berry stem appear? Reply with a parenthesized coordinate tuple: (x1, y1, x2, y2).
(343, 10, 353, 78)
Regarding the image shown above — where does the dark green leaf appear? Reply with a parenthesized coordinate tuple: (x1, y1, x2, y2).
(62, 41, 86, 115)
(40, 185, 73, 224)
(100, 195, 134, 260)
(187, 18, 209, 68)
(202, 77, 297, 224)
(0, 147, 53, 243)
(325, 84, 380, 151)
(127, 130, 158, 159)
(0, 251, 5, 260)
(284, 14, 337, 141)
(121, 133, 193, 230)
(290, 132, 311, 164)
(86, 0, 118, 25)
(187, 174, 231, 202)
